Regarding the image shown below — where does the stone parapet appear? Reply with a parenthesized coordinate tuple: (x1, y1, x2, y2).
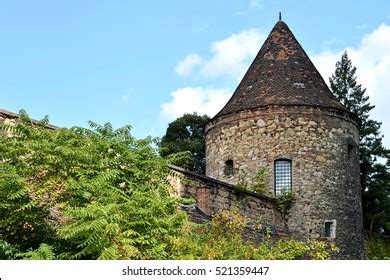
(169, 165, 286, 231)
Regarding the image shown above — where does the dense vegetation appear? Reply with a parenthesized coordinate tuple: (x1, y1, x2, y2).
(364, 234, 390, 260)
(0, 111, 188, 259)
(173, 210, 337, 260)
(0, 111, 336, 260)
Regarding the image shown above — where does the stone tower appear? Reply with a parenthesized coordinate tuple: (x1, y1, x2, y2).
(205, 20, 363, 259)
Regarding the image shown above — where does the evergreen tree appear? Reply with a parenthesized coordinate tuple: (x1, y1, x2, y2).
(160, 113, 210, 174)
(329, 51, 390, 231)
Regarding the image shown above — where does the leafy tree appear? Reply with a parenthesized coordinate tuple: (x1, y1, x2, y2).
(329, 51, 390, 231)
(0, 240, 18, 260)
(364, 233, 390, 260)
(18, 244, 55, 260)
(0, 111, 187, 259)
(160, 113, 210, 174)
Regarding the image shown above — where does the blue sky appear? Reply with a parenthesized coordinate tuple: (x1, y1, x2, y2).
(1, 0, 390, 146)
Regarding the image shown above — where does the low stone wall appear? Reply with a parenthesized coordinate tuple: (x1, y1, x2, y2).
(0, 109, 18, 124)
(170, 165, 285, 231)
(0, 109, 19, 136)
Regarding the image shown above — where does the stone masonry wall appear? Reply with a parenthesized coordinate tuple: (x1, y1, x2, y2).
(0, 109, 18, 124)
(0, 110, 19, 137)
(169, 165, 285, 231)
(205, 105, 363, 259)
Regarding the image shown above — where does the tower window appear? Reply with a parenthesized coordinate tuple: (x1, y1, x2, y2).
(225, 160, 233, 176)
(274, 159, 292, 197)
(347, 143, 355, 160)
(325, 220, 337, 239)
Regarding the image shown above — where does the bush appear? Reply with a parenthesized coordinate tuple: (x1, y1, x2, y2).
(171, 210, 338, 260)
(364, 234, 390, 260)
(0, 239, 19, 260)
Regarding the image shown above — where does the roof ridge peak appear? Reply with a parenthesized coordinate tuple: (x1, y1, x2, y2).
(212, 20, 348, 119)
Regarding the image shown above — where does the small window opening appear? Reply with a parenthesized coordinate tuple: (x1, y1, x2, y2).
(274, 159, 292, 197)
(225, 160, 233, 176)
(325, 220, 336, 239)
(347, 143, 355, 160)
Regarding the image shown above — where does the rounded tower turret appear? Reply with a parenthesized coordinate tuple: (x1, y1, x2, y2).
(205, 20, 363, 259)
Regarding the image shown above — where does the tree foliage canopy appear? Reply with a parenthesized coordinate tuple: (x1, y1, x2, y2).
(160, 113, 210, 174)
(0, 111, 187, 259)
(329, 51, 390, 231)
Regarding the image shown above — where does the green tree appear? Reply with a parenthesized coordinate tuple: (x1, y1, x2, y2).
(329, 51, 390, 231)
(160, 113, 210, 174)
(0, 111, 187, 259)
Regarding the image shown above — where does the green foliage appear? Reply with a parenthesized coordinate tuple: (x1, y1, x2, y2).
(164, 151, 193, 167)
(172, 210, 337, 260)
(236, 168, 271, 195)
(329, 51, 390, 231)
(160, 113, 210, 174)
(18, 243, 55, 260)
(276, 191, 295, 217)
(0, 111, 187, 259)
(364, 234, 390, 260)
(0, 239, 19, 260)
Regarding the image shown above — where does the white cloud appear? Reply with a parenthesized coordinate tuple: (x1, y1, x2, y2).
(160, 87, 231, 121)
(175, 53, 203, 76)
(312, 24, 390, 147)
(175, 28, 265, 81)
(200, 28, 264, 80)
(167, 29, 263, 123)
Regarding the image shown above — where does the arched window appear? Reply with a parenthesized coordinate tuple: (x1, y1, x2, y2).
(274, 159, 292, 197)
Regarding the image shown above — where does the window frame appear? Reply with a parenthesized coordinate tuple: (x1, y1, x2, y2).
(274, 158, 292, 197)
(224, 159, 234, 176)
(324, 219, 337, 239)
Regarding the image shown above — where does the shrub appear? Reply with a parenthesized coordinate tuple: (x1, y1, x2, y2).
(364, 234, 390, 260)
(171, 210, 337, 260)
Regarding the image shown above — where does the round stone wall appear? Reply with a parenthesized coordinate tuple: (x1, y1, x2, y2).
(205, 105, 363, 259)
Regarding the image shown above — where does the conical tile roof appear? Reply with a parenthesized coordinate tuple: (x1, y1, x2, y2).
(214, 20, 347, 119)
